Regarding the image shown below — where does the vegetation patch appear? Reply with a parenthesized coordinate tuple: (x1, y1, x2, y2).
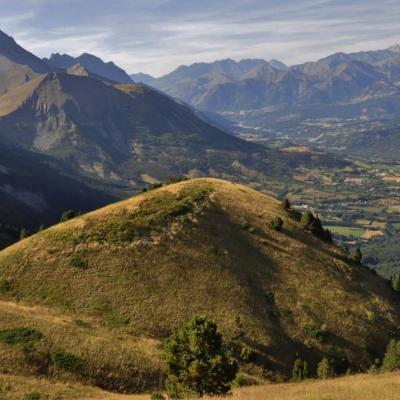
(0, 328, 43, 347)
(51, 351, 83, 373)
(90, 183, 213, 243)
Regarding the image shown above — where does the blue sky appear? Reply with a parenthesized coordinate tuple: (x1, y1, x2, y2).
(0, 0, 399, 76)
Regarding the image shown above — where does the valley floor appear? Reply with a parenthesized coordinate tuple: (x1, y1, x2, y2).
(2, 372, 399, 400)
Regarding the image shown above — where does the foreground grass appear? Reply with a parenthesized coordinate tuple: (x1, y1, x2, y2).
(1, 372, 399, 399)
(206, 372, 400, 400)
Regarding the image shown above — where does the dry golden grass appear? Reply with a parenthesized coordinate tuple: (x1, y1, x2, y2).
(0, 178, 399, 392)
(1, 372, 399, 399)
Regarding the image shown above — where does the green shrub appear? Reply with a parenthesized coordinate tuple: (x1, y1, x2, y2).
(163, 315, 238, 398)
(303, 324, 328, 343)
(0, 328, 43, 346)
(51, 351, 83, 373)
(382, 339, 400, 371)
(292, 356, 309, 381)
(0, 279, 13, 294)
(301, 211, 332, 242)
(281, 198, 291, 211)
(349, 248, 362, 264)
(391, 273, 400, 293)
(150, 392, 166, 400)
(25, 393, 41, 400)
(60, 210, 75, 223)
(268, 217, 284, 232)
(317, 357, 334, 379)
(70, 255, 88, 269)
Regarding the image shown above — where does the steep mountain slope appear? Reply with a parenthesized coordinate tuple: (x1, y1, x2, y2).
(153, 59, 285, 107)
(0, 144, 116, 230)
(0, 30, 51, 95)
(0, 72, 298, 188)
(44, 52, 132, 83)
(150, 46, 400, 113)
(0, 178, 398, 392)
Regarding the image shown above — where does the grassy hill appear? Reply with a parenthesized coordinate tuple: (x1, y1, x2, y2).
(0, 178, 398, 394)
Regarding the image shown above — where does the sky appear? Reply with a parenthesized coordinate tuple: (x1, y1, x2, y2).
(0, 0, 399, 77)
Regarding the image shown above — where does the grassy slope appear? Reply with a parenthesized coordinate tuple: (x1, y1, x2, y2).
(0, 178, 398, 391)
(1, 372, 399, 400)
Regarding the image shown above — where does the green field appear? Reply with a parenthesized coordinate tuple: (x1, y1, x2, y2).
(325, 226, 365, 238)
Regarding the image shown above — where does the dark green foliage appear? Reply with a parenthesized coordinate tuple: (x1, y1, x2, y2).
(60, 210, 75, 223)
(349, 248, 362, 264)
(151, 392, 166, 400)
(268, 217, 284, 232)
(0, 279, 13, 294)
(70, 254, 88, 270)
(0, 328, 43, 346)
(382, 339, 400, 371)
(51, 351, 83, 373)
(105, 184, 212, 243)
(289, 208, 302, 221)
(368, 358, 382, 374)
(317, 357, 334, 379)
(163, 315, 238, 398)
(292, 356, 309, 381)
(142, 182, 163, 192)
(300, 211, 332, 242)
(391, 273, 400, 292)
(25, 393, 41, 400)
(303, 324, 328, 343)
(281, 198, 291, 211)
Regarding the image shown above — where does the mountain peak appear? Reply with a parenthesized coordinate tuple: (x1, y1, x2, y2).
(388, 44, 400, 52)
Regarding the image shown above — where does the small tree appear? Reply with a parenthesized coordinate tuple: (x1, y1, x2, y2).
(391, 273, 400, 293)
(382, 339, 400, 371)
(281, 198, 291, 211)
(19, 228, 29, 240)
(60, 210, 75, 223)
(349, 248, 362, 264)
(292, 355, 309, 381)
(268, 217, 284, 232)
(317, 357, 334, 379)
(163, 315, 238, 398)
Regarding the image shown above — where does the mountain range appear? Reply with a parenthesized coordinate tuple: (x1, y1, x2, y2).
(134, 46, 400, 156)
(0, 29, 339, 233)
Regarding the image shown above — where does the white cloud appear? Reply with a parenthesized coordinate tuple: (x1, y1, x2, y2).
(0, 0, 399, 76)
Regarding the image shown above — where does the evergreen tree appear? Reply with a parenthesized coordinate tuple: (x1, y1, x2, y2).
(292, 355, 309, 381)
(281, 198, 291, 211)
(60, 210, 75, 223)
(391, 273, 400, 293)
(268, 217, 284, 232)
(317, 357, 334, 379)
(19, 228, 29, 240)
(382, 339, 400, 371)
(163, 315, 238, 398)
(349, 248, 362, 264)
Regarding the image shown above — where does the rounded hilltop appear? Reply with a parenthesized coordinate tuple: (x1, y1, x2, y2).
(0, 178, 399, 380)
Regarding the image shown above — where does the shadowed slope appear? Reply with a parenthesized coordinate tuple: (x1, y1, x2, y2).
(0, 178, 398, 382)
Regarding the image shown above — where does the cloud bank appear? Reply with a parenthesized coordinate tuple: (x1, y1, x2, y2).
(0, 0, 399, 76)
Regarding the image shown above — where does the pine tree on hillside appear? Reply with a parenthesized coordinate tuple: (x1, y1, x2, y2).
(317, 357, 334, 379)
(382, 339, 400, 371)
(281, 198, 291, 211)
(349, 248, 362, 264)
(391, 273, 400, 293)
(163, 315, 238, 398)
(292, 355, 309, 381)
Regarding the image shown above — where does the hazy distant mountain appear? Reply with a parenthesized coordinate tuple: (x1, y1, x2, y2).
(130, 72, 157, 85)
(0, 29, 51, 95)
(44, 52, 133, 83)
(151, 58, 287, 108)
(149, 49, 400, 112)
